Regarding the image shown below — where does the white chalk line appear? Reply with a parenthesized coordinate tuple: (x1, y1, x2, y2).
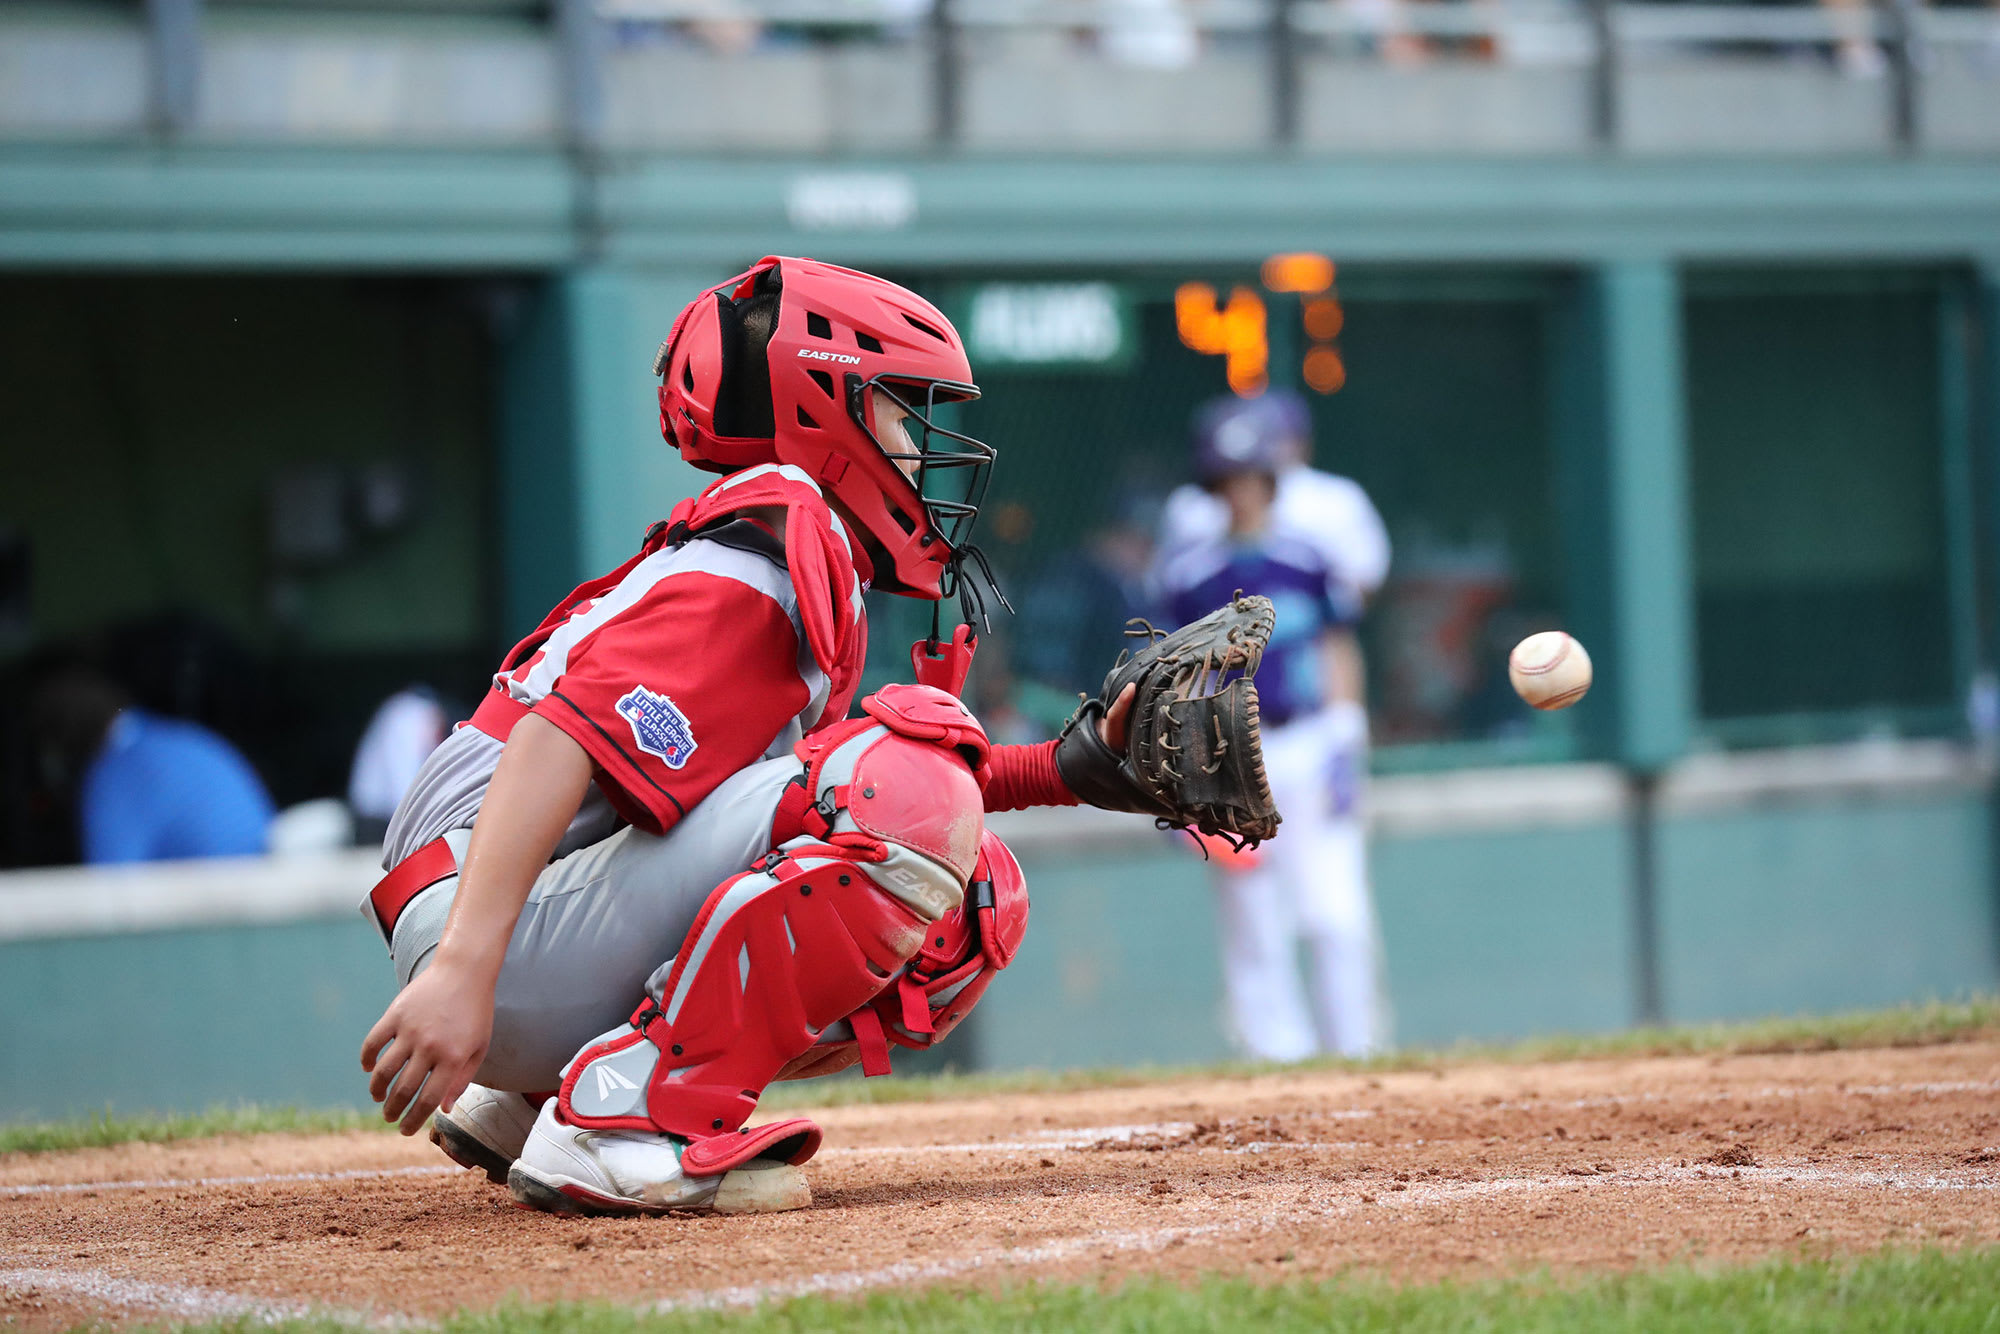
(9, 1159, 1994, 1326)
(1637, 1163, 2000, 1192)
(6, 1074, 1981, 1198)
(654, 1173, 1623, 1311)
(645, 1157, 2000, 1312)
(9, 1077, 1989, 1197)
(650, 1198, 1334, 1312)
(833, 1136, 1370, 1158)
(825, 1121, 1195, 1156)
(0, 1263, 313, 1323)
(0, 1136, 1198, 1198)
(0, 1261, 413, 1329)
(0, 1123, 1291, 1197)
(1, 1160, 456, 1208)
(827, 1112, 1378, 1158)
(1490, 1077, 2000, 1115)
(0, 1124, 1374, 1200)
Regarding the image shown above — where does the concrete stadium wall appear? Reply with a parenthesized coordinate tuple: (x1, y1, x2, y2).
(1655, 752, 2000, 1023)
(0, 917, 392, 1124)
(0, 852, 391, 1124)
(977, 817, 1642, 1073)
(3, 744, 1991, 1122)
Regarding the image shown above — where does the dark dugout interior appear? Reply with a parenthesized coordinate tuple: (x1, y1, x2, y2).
(0, 273, 511, 867)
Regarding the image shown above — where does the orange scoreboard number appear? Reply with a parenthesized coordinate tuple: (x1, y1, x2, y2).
(1262, 252, 1346, 395)
(1177, 253, 1347, 398)
(1174, 282, 1268, 397)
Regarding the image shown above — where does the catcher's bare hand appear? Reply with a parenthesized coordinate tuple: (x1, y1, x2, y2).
(1098, 683, 1135, 752)
(360, 958, 494, 1136)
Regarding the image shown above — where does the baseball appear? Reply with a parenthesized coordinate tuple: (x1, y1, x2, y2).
(1508, 631, 1593, 710)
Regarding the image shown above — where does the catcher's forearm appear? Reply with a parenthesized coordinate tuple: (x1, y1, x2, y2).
(438, 712, 594, 982)
(982, 740, 1080, 812)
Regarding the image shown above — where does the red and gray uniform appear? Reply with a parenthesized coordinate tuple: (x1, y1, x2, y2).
(383, 464, 865, 870)
(368, 466, 1072, 1154)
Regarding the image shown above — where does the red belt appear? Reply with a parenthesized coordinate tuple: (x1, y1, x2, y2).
(468, 689, 529, 741)
(368, 837, 458, 942)
(367, 690, 527, 943)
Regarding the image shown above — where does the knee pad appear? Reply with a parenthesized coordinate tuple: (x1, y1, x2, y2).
(771, 683, 991, 905)
(777, 828, 1029, 1082)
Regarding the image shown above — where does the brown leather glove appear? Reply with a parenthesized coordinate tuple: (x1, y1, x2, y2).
(1054, 593, 1282, 847)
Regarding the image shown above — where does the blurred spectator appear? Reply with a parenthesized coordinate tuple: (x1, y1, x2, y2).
(611, 11, 762, 58)
(684, 0, 764, 57)
(1822, 0, 1887, 77)
(1016, 492, 1159, 705)
(102, 612, 268, 751)
(348, 685, 453, 848)
(1097, 0, 1200, 67)
(33, 667, 274, 864)
(1350, 0, 1438, 65)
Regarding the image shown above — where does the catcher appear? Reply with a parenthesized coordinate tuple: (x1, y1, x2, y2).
(357, 256, 1278, 1217)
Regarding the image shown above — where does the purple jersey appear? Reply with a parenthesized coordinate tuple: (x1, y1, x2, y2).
(1159, 532, 1355, 727)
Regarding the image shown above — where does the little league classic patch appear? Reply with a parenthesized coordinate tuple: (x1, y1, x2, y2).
(615, 686, 698, 769)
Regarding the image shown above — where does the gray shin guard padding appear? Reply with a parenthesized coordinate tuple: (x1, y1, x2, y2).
(567, 1034, 659, 1121)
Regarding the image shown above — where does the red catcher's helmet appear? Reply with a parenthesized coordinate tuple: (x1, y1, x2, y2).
(654, 257, 994, 601)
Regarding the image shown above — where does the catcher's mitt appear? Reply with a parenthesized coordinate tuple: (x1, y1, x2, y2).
(1054, 593, 1281, 846)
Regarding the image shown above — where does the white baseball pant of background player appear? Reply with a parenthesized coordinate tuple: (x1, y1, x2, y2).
(1213, 698, 1379, 1061)
(1159, 465, 1391, 1061)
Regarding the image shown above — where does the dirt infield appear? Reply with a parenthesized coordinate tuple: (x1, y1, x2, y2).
(5, 1041, 1999, 1327)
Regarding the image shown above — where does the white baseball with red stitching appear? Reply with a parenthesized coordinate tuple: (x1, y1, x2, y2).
(1508, 631, 1593, 711)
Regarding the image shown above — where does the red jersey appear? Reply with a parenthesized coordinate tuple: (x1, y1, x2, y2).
(494, 465, 870, 836)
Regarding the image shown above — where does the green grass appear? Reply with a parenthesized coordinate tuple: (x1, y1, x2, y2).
(9, 995, 1995, 1157)
(0, 1104, 389, 1156)
(122, 1247, 2000, 1333)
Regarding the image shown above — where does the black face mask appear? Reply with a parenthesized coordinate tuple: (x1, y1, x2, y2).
(843, 373, 1009, 634)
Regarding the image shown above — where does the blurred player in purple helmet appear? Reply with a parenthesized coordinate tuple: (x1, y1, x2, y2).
(1157, 390, 1389, 607)
(1154, 392, 1389, 1060)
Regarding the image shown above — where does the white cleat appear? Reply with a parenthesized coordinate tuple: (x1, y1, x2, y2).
(429, 1084, 541, 1185)
(507, 1100, 810, 1217)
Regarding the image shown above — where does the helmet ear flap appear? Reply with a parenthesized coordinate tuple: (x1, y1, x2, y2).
(712, 287, 780, 441)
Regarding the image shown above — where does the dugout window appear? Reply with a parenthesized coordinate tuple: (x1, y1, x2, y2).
(1683, 267, 1961, 743)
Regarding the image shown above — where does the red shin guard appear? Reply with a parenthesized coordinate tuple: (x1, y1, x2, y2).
(557, 846, 930, 1171)
(557, 692, 1002, 1177)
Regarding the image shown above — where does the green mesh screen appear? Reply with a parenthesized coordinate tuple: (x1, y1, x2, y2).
(1685, 269, 1954, 724)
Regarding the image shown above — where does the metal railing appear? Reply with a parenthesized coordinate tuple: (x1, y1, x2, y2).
(29, 0, 1993, 151)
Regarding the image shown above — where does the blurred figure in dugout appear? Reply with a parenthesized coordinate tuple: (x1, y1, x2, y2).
(348, 686, 454, 849)
(30, 665, 275, 864)
(1154, 391, 1390, 1060)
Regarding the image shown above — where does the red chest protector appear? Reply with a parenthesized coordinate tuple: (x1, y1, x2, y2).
(665, 464, 871, 735)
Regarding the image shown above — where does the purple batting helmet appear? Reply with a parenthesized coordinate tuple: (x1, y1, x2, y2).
(1190, 389, 1310, 485)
